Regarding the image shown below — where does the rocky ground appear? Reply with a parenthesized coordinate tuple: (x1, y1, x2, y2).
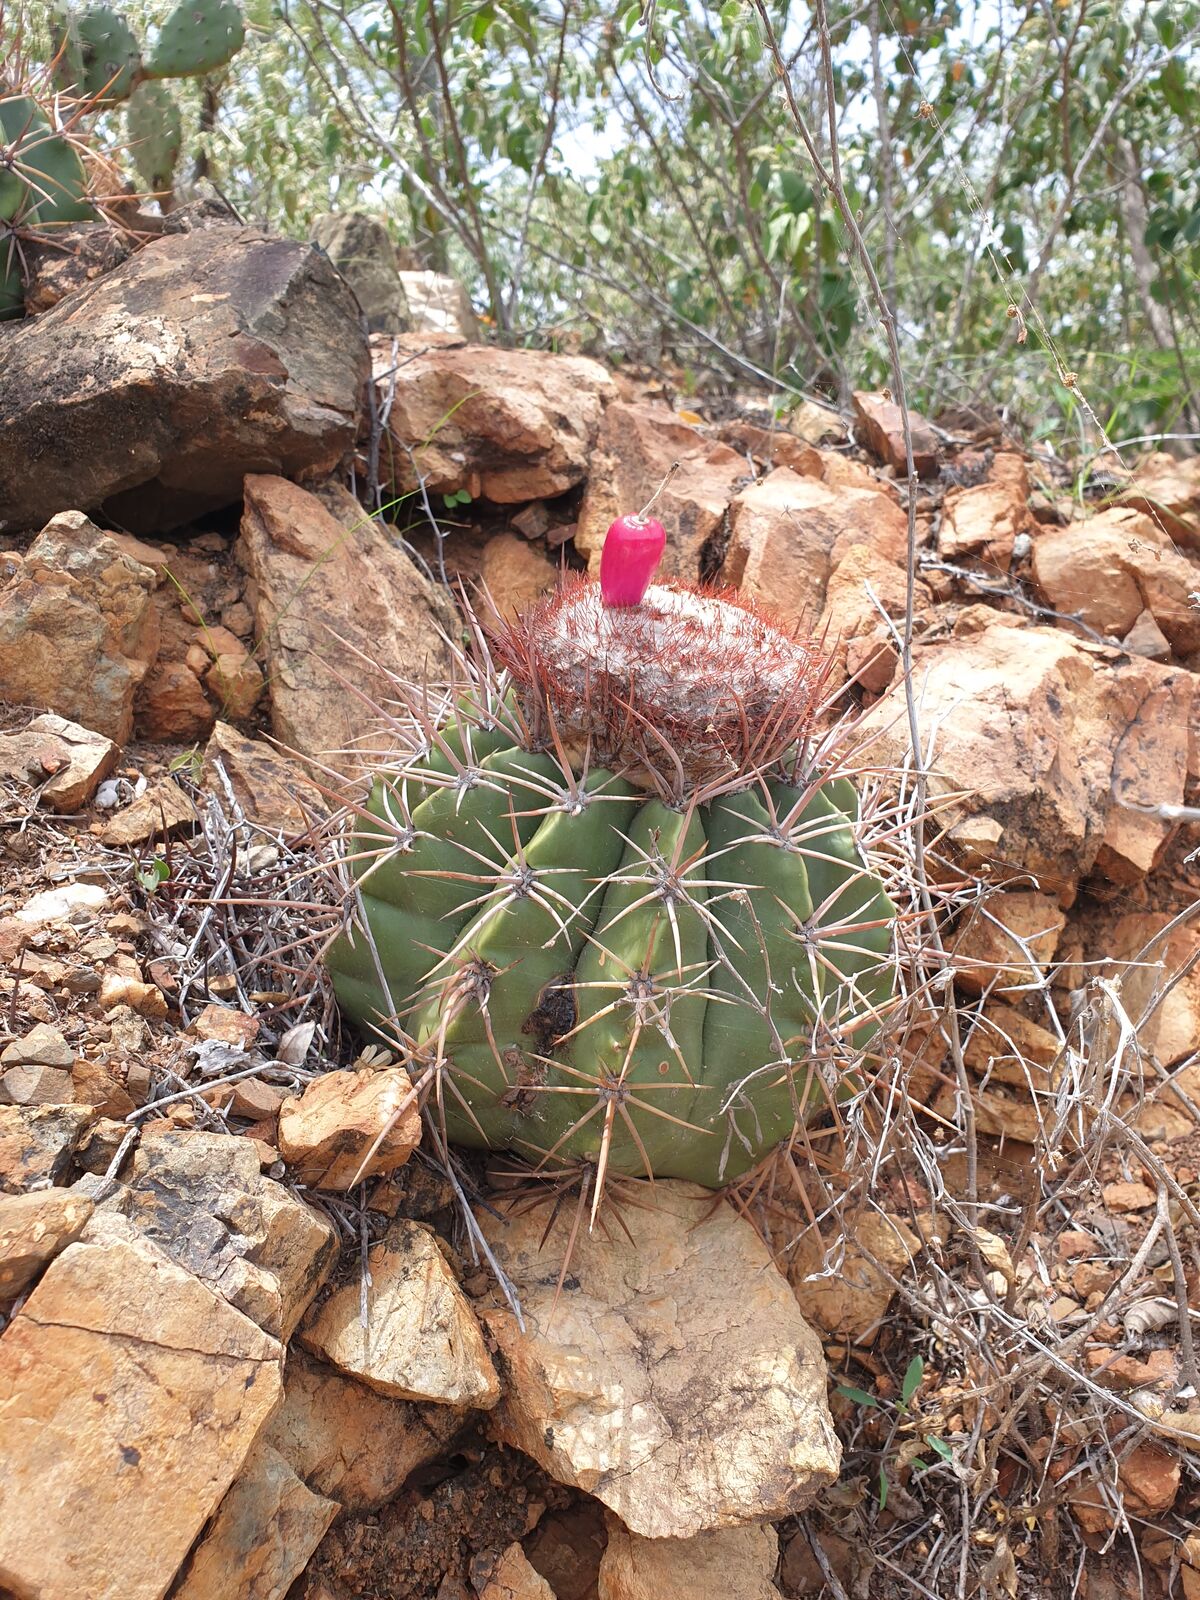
(1, 212, 1199, 1600)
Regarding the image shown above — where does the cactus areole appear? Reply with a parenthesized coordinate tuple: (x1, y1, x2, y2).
(327, 512, 897, 1190)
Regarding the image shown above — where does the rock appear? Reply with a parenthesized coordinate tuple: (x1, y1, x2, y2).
(1119, 1443, 1181, 1514)
(475, 1542, 558, 1600)
(264, 1347, 466, 1511)
(1118, 451, 1200, 546)
(88, 1126, 337, 1338)
(857, 611, 1193, 900)
(238, 475, 454, 774)
(0, 226, 368, 533)
(189, 1003, 261, 1049)
(0, 1062, 72, 1107)
(576, 402, 746, 581)
(476, 1181, 840, 1539)
(0, 1186, 93, 1300)
(784, 1212, 918, 1340)
(960, 1001, 1062, 1089)
(1099, 914, 1200, 1066)
(376, 340, 616, 504)
(299, 1218, 501, 1407)
(479, 532, 559, 622)
(0, 1229, 282, 1600)
(1031, 509, 1200, 654)
(205, 645, 266, 721)
(99, 777, 198, 846)
(950, 891, 1067, 993)
(0, 1103, 94, 1193)
(312, 211, 411, 331)
(71, 1058, 137, 1119)
(721, 468, 907, 625)
(714, 418, 823, 476)
(172, 1440, 339, 1600)
(789, 398, 845, 444)
(15, 880, 108, 925)
(852, 391, 939, 477)
(511, 502, 553, 540)
(939, 457, 1031, 570)
(817, 543, 928, 682)
(137, 657, 216, 742)
(1, 1022, 75, 1069)
(20, 219, 133, 314)
(0, 713, 117, 812)
(0, 514, 158, 743)
(524, 1503, 608, 1600)
(400, 269, 481, 340)
(202, 721, 329, 833)
(1123, 608, 1173, 661)
(598, 1518, 782, 1600)
(845, 630, 899, 693)
(279, 1067, 422, 1190)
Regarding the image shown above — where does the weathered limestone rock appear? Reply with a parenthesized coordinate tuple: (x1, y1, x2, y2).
(238, 475, 455, 773)
(1118, 451, 1200, 546)
(0, 226, 368, 533)
(312, 211, 410, 331)
(939, 455, 1031, 571)
(264, 1347, 466, 1511)
(1100, 913, 1200, 1067)
(950, 890, 1067, 993)
(202, 720, 328, 834)
(0, 1186, 93, 1300)
(278, 1067, 422, 1191)
(576, 402, 746, 581)
(722, 468, 908, 627)
(0, 514, 159, 743)
(87, 1126, 337, 1338)
(858, 610, 1193, 900)
(852, 390, 940, 477)
(20, 219, 133, 314)
(476, 1181, 840, 1539)
(473, 1543, 558, 1600)
(137, 657, 217, 742)
(1032, 508, 1200, 654)
(299, 1218, 501, 1407)
(0, 713, 117, 812)
(0, 1230, 282, 1600)
(172, 1440, 339, 1600)
(1, 1022, 75, 1069)
(479, 532, 559, 622)
(0, 1103, 94, 1192)
(99, 777, 198, 846)
(783, 1211, 919, 1341)
(599, 1518, 783, 1600)
(376, 339, 616, 504)
(399, 268, 481, 340)
(0, 1061, 72, 1107)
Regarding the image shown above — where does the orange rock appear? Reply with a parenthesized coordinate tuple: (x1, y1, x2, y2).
(1118, 451, 1200, 547)
(852, 390, 939, 477)
(189, 1004, 261, 1049)
(278, 1067, 421, 1191)
(576, 401, 746, 581)
(378, 340, 616, 504)
(201, 722, 327, 834)
(1032, 508, 1200, 655)
(950, 891, 1066, 992)
(940, 459, 1031, 571)
(1101, 1180, 1156, 1212)
(0, 713, 117, 813)
(1118, 1442, 1180, 1514)
(479, 532, 559, 622)
(205, 649, 265, 721)
(1085, 1346, 1177, 1390)
(137, 658, 216, 742)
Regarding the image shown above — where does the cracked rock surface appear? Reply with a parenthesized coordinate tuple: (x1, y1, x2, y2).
(475, 1179, 840, 1540)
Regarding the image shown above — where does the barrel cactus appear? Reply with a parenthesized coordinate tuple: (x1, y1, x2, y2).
(327, 508, 898, 1192)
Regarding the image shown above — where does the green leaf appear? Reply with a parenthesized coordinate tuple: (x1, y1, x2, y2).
(878, 1466, 889, 1510)
(836, 1384, 878, 1408)
(925, 1434, 954, 1460)
(901, 1354, 924, 1406)
(136, 857, 171, 894)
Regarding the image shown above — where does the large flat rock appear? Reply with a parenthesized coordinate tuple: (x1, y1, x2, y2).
(0, 226, 367, 533)
(476, 1180, 840, 1540)
(0, 1229, 282, 1600)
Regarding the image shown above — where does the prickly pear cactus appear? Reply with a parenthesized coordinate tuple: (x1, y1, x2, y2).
(65, 5, 143, 101)
(0, 93, 94, 317)
(126, 79, 183, 192)
(145, 0, 246, 80)
(327, 517, 898, 1191)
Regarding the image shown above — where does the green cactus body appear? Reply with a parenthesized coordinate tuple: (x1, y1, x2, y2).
(126, 80, 183, 193)
(70, 6, 143, 101)
(0, 95, 94, 317)
(328, 579, 898, 1189)
(147, 0, 246, 79)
